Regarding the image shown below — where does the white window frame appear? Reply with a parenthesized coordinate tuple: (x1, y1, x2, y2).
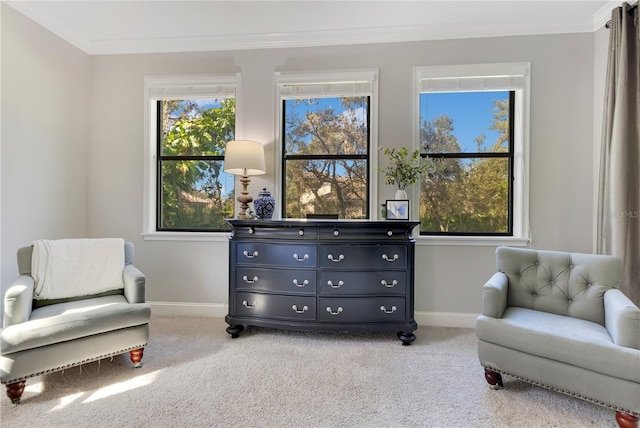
(413, 63, 531, 246)
(275, 69, 380, 219)
(142, 74, 240, 241)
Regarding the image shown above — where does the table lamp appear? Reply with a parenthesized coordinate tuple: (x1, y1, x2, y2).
(223, 140, 266, 219)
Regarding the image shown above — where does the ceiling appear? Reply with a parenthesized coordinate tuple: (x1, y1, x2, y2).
(5, 0, 620, 55)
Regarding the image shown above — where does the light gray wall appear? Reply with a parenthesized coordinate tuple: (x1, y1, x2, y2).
(2, 4, 604, 323)
(89, 33, 596, 317)
(0, 4, 90, 314)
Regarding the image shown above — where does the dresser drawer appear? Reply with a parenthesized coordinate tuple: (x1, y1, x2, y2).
(320, 245, 407, 269)
(318, 297, 406, 322)
(318, 271, 406, 295)
(235, 292, 316, 320)
(236, 268, 316, 294)
(318, 224, 412, 241)
(236, 243, 316, 268)
(233, 224, 318, 240)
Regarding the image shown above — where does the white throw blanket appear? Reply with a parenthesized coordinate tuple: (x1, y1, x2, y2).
(32, 238, 125, 300)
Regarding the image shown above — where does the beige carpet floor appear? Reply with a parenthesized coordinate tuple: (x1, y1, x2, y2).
(0, 316, 617, 428)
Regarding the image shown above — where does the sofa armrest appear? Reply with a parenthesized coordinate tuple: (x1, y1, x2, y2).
(604, 288, 640, 349)
(3, 275, 34, 327)
(123, 264, 146, 304)
(482, 272, 509, 318)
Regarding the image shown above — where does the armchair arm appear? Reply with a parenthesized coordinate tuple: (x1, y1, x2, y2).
(604, 288, 640, 349)
(123, 264, 146, 304)
(3, 275, 34, 327)
(482, 272, 509, 318)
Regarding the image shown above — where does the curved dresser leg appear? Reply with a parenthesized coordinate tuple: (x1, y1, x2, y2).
(397, 331, 416, 346)
(483, 368, 504, 389)
(226, 325, 244, 338)
(616, 411, 639, 428)
(6, 381, 25, 405)
(130, 348, 144, 368)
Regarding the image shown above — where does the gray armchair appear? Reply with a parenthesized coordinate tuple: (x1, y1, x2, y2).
(1, 240, 151, 404)
(476, 246, 640, 428)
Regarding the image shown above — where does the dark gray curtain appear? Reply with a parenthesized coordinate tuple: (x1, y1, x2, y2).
(597, 3, 640, 305)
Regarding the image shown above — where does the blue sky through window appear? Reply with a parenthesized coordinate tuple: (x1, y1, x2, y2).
(420, 91, 508, 152)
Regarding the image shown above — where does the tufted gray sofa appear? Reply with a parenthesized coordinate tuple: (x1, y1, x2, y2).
(1, 241, 151, 404)
(476, 246, 640, 428)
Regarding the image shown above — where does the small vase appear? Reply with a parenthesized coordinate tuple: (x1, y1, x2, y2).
(395, 189, 408, 200)
(254, 188, 275, 219)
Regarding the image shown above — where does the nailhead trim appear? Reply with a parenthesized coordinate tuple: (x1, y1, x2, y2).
(481, 364, 639, 417)
(1, 343, 147, 385)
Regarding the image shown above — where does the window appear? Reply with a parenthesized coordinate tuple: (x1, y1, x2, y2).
(415, 63, 530, 241)
(277, 71, 378, 219)
(144, 75, 238, 235)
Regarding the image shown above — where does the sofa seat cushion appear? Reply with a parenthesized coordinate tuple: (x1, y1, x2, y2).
(476, 307, 640, 383)
(1, 295, 151, 355)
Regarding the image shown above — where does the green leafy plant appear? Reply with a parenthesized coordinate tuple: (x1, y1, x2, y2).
(380, 147, 432, 190)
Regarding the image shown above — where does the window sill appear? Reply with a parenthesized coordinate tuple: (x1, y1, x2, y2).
(416, 235, 531, 247)
(142, 231, 530, 246)
(141, 232, 230, 242)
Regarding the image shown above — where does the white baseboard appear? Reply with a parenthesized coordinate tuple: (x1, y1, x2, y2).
(414, 311, 477, 329)
(149, 301, 478, 329)
(149, 301, 229, 318)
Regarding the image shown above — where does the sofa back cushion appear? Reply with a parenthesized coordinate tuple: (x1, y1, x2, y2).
(496, 246, 622, 325)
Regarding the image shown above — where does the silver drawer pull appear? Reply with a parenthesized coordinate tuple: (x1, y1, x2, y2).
(333, 230, 340, 236)
(380, 279, 398, 288)
(292, 305, 309, 314)
(293, 253, 309, 261)
(243, 250, 259, 259)
(299, 229, 304, 236)
(242, 300, 256, 309)
(293, 279, 309, 287)
(242, 275, 259, 284)
(380, 305, 397, 314)
(387, 230, 393, 236)
(326, 306, 343, 315)
(327, 280, 344, 288)
(327, 254, 344, 262)
(382, 253, 399, 262)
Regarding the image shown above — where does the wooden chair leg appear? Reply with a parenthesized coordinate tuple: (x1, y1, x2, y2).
(5, 381, 26, 404)
(483, 368, 503, 389)
(616, 411, 639, 428)
(129, 348, 144, 368)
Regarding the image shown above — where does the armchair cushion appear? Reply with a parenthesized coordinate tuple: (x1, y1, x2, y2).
(476, 307, 640, 383)
(1, 295, 150, 355)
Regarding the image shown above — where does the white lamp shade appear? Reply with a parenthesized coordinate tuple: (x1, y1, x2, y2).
(223, 140, 266, 176)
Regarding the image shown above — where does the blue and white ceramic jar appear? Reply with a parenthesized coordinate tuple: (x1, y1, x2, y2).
(254, 188, 275, 219)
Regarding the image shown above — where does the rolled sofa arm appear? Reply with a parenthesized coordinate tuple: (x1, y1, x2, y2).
(123, 264, 146, 304)
(3, 275, 34, 328)
(482, 272, 509, 318)
(604, 288, 640, 350)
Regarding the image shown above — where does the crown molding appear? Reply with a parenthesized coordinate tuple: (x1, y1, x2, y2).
(6, 0, 611, 56)
(89, 20, 597, 56)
